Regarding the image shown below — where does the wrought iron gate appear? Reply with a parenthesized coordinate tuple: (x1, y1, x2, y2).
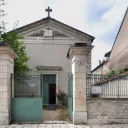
(68, 73, 73, 120)
(11, 73, 43, 122)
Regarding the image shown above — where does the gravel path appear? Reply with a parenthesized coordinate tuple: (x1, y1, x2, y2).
(43, 110, 60, 121)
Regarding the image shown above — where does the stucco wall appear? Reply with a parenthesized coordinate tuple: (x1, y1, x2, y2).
(93, 10, 128, 73)
(24, 42, 91, 94)
(109, 47, 128, 71)
(109, 10, 128, 71)
(24, 43, 71, 94)
(92, 61, 110, 74)
(87, 99, 128, 124)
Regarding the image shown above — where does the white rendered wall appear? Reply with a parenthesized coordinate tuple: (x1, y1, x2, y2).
(23, 42, 91, 94)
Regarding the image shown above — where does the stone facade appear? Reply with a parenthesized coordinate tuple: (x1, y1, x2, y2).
(0, 46, 16, 125)
(87, 99, 128, 124)
(92, 61, 110, 74)
(86, 53, 91, 74)
(1, 17, 94, 124)
(92, 8, 128, 74)
(109, 9, 128, 71)
(67, 45, 93, 124)
(18, 17, 94, 99)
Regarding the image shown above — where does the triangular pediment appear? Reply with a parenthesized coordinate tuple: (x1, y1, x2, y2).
(26, 26, 69, 38)
(17, 17, 94, 42)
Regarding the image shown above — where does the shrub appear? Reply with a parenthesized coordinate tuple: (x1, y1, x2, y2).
(56, 90, 66, 101)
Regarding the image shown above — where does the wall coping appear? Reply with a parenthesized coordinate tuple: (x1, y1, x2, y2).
(67, 45, 93, 59)
(0, 46, 17, 59)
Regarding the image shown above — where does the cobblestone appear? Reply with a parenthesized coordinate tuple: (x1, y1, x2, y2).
(1, 124, 128, 128)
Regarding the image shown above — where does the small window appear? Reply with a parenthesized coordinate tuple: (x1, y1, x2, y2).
(44, 29, 53, 37)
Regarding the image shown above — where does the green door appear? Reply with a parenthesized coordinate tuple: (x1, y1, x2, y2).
(43, 82, 49, 104)
(43, 74, 56, 105)
(68, 73, 73, 120)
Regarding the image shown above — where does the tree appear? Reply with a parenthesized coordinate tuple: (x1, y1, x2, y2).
(2, 31, 30, 75)
(0, 0, 6, 37)
(0, 0, 30, 75)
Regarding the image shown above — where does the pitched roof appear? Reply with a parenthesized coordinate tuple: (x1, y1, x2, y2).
(91, 60, 109, 73)
(109, 7, 128, 57)
(92, 7, 128, 73)
(104, 51, 111, 57)
(13, 17, 95, 42)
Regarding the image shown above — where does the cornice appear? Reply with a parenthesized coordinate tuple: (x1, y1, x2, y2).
(0, 46, 17, 59)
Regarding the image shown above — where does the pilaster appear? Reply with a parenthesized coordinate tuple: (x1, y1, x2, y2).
(67, 44, 93, 124)
(0, 46, 16, 125)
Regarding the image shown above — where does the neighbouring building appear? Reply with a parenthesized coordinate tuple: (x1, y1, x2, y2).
(92, 7, 128, 74)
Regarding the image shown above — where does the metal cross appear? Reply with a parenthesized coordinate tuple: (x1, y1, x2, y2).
(45, 6, 52, 17)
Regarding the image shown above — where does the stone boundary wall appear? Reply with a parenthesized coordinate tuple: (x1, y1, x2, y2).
(0, 46, 16, 125)
(87, 99, 128, 124)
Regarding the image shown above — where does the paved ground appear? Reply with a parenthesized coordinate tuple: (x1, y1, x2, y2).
(43, 110, 60, 121)
(1, 124, 128, 128)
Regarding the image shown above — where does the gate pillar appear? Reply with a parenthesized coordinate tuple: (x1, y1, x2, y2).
(67, 43, 93, 124)
(0, 44, 16, 125)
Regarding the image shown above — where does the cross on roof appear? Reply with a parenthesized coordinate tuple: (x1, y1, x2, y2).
(45, 6, 52, 17)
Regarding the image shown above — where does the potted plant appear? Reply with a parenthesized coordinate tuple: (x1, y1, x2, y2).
(56, 90, 66, 105)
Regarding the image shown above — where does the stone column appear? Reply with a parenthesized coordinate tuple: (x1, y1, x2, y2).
(0, 45, 16, 125)
(67, 44, 93, 124)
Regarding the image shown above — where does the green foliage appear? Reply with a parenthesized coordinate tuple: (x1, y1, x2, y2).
(56, 90, 66, 101)
(0, 0, 30, 75)
(124, 65, 128, 72)
(0, 0, 6, 36)
(107, 65, 128, 78)
(58, 107, 72, 123)
(117, 68, 125, 74)
(108, 70, 116, 78)
(1, 30, 30, 75)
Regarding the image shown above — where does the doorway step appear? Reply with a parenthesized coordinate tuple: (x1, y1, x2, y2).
(47, 104, 56, 110)
(42, 121, 68, 124)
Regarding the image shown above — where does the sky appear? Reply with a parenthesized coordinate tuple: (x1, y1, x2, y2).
(2, 0, 128, 69)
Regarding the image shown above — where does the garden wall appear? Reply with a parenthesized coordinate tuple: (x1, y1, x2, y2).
(100, 78, 128, 98)
(87, 99, 128, 124)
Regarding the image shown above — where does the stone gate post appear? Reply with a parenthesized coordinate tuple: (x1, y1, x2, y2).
(0, 44, 16, 125)
(67, 43, 93, 124)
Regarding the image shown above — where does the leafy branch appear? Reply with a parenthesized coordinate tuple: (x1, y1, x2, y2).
(0, 0, 30, 75)
(107, 65, 128, 78)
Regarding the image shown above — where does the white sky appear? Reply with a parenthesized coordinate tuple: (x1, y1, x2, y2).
(2, 0, 128, 69)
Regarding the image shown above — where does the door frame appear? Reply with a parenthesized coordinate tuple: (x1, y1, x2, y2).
(43, 71, 59, 104)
